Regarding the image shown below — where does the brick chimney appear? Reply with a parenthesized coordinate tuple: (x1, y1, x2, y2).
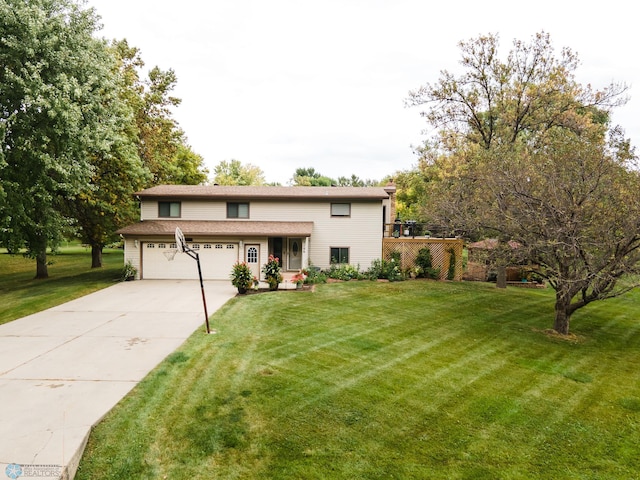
(384, 179, 397, 223)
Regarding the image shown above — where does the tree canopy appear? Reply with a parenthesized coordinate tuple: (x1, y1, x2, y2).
(386, 158, 437, 222)
(290, 167, 378, 187)
(0, 2, 209, 275)
(291, 167, 334, 186)
(112, 39, 208, 186)
(212, 159, 266, 186)
(69, 38, 208, 269)
(407, 32, 639, 335)
(0, 0, 127, 277)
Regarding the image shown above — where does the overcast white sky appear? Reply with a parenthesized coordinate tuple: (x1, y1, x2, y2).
(86, 0, 638, 185)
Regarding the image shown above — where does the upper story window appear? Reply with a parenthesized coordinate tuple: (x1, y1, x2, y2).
(227, 202, 249, 218)
(331, 203, 351, 217)
(158, 201, 181, 218)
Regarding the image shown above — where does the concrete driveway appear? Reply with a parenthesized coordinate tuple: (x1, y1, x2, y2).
(0, 280, 236, 480)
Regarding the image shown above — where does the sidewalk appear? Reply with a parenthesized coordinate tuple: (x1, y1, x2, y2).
(0, 280, 236, 480)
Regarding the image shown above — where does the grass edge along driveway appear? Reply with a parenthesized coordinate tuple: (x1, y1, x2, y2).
(77, 280, 640, 480)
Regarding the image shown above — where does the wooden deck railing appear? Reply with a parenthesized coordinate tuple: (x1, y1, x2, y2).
(383, 222, 462, 239)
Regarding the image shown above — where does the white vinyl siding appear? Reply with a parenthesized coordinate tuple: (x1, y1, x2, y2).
(122, 238, 141, 280)
(250, 200, 382, 269)
(142, 201, 226, 220)
(138, 199, 383, 270)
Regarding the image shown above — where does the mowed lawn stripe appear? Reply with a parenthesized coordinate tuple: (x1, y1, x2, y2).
(77, 280, 640, 480)
(269, 330, 464, 419)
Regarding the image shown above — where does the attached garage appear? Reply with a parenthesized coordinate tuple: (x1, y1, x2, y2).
(118, 219, 314, 281)
(141, 241, 239, 280)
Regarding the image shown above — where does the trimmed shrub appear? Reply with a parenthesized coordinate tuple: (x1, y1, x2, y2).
(304, 266, 327, 284)
(326, 263, 363, 281)
(366, 252, 405, 282)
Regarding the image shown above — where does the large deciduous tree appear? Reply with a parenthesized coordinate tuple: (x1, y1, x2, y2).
(70, 39, 208, 268)
(0, 0, 126, 278)
(63, 39, 149, 269)
(407, 32, 640, 335)
(109, 39, 208, 187)
(132, 54, 208, 185)
(388, 156, 438, 222)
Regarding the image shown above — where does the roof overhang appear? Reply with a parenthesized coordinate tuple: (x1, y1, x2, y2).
(116, 220, 314, 237)
(134, 185, 391, 201)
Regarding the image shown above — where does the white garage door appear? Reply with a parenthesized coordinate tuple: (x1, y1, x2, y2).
(142, 241, 239, 280)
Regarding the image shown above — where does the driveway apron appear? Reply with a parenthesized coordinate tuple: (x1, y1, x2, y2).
(0, 280, 236, 480)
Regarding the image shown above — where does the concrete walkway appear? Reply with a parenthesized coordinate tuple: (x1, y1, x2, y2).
(0, 280, 236, 480)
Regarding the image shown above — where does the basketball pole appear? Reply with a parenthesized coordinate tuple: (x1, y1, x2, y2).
(183, 247, 210, 334)
(175, 227, 211, 334)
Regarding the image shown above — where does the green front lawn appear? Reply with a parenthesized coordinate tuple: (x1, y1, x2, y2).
(77, 280, 640, 479)
(0, 245, 124, 325)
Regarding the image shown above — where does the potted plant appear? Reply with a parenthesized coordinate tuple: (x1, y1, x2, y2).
(230, 262, 253, 294)
(121, 260, 137, 281)
(262, 255, 283, 291)
(291, 272, 306, 289)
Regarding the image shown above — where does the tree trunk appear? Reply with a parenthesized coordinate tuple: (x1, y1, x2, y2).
(496, 266, 507, 288)
(91, 244, 103, 268)
(35, 250, 49, 279)
(554, 288, 572, 335)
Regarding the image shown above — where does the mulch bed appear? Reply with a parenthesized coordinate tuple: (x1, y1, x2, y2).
(236, 284, 315, 296)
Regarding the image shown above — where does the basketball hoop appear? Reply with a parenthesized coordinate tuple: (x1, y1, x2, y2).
(175, 226, 187, 253)
(163, 249, 178, 261)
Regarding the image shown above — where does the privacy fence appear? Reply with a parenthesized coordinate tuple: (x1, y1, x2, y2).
(382, 238, 464, 281)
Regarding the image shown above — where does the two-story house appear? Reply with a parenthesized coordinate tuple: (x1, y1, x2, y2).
(117, 184, 397, 280)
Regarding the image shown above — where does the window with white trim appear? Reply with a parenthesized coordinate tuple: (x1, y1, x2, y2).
(227, 202, 249, 218)
(158, 201, 181, 218)
(331, 203, 350, 217)
(330, 247, 349, 264)
(247, 246, 258, 264)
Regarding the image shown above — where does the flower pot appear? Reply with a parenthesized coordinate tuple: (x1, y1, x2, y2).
(238, 287, 247, 294)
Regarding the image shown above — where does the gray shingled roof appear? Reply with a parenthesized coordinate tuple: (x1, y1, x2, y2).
(135, 184, 392, 200)
(116, 220, 314, 237)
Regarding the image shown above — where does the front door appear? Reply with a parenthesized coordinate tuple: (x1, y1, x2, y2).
(245, 244, 260, 280)
(288, 238, 302, 270)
